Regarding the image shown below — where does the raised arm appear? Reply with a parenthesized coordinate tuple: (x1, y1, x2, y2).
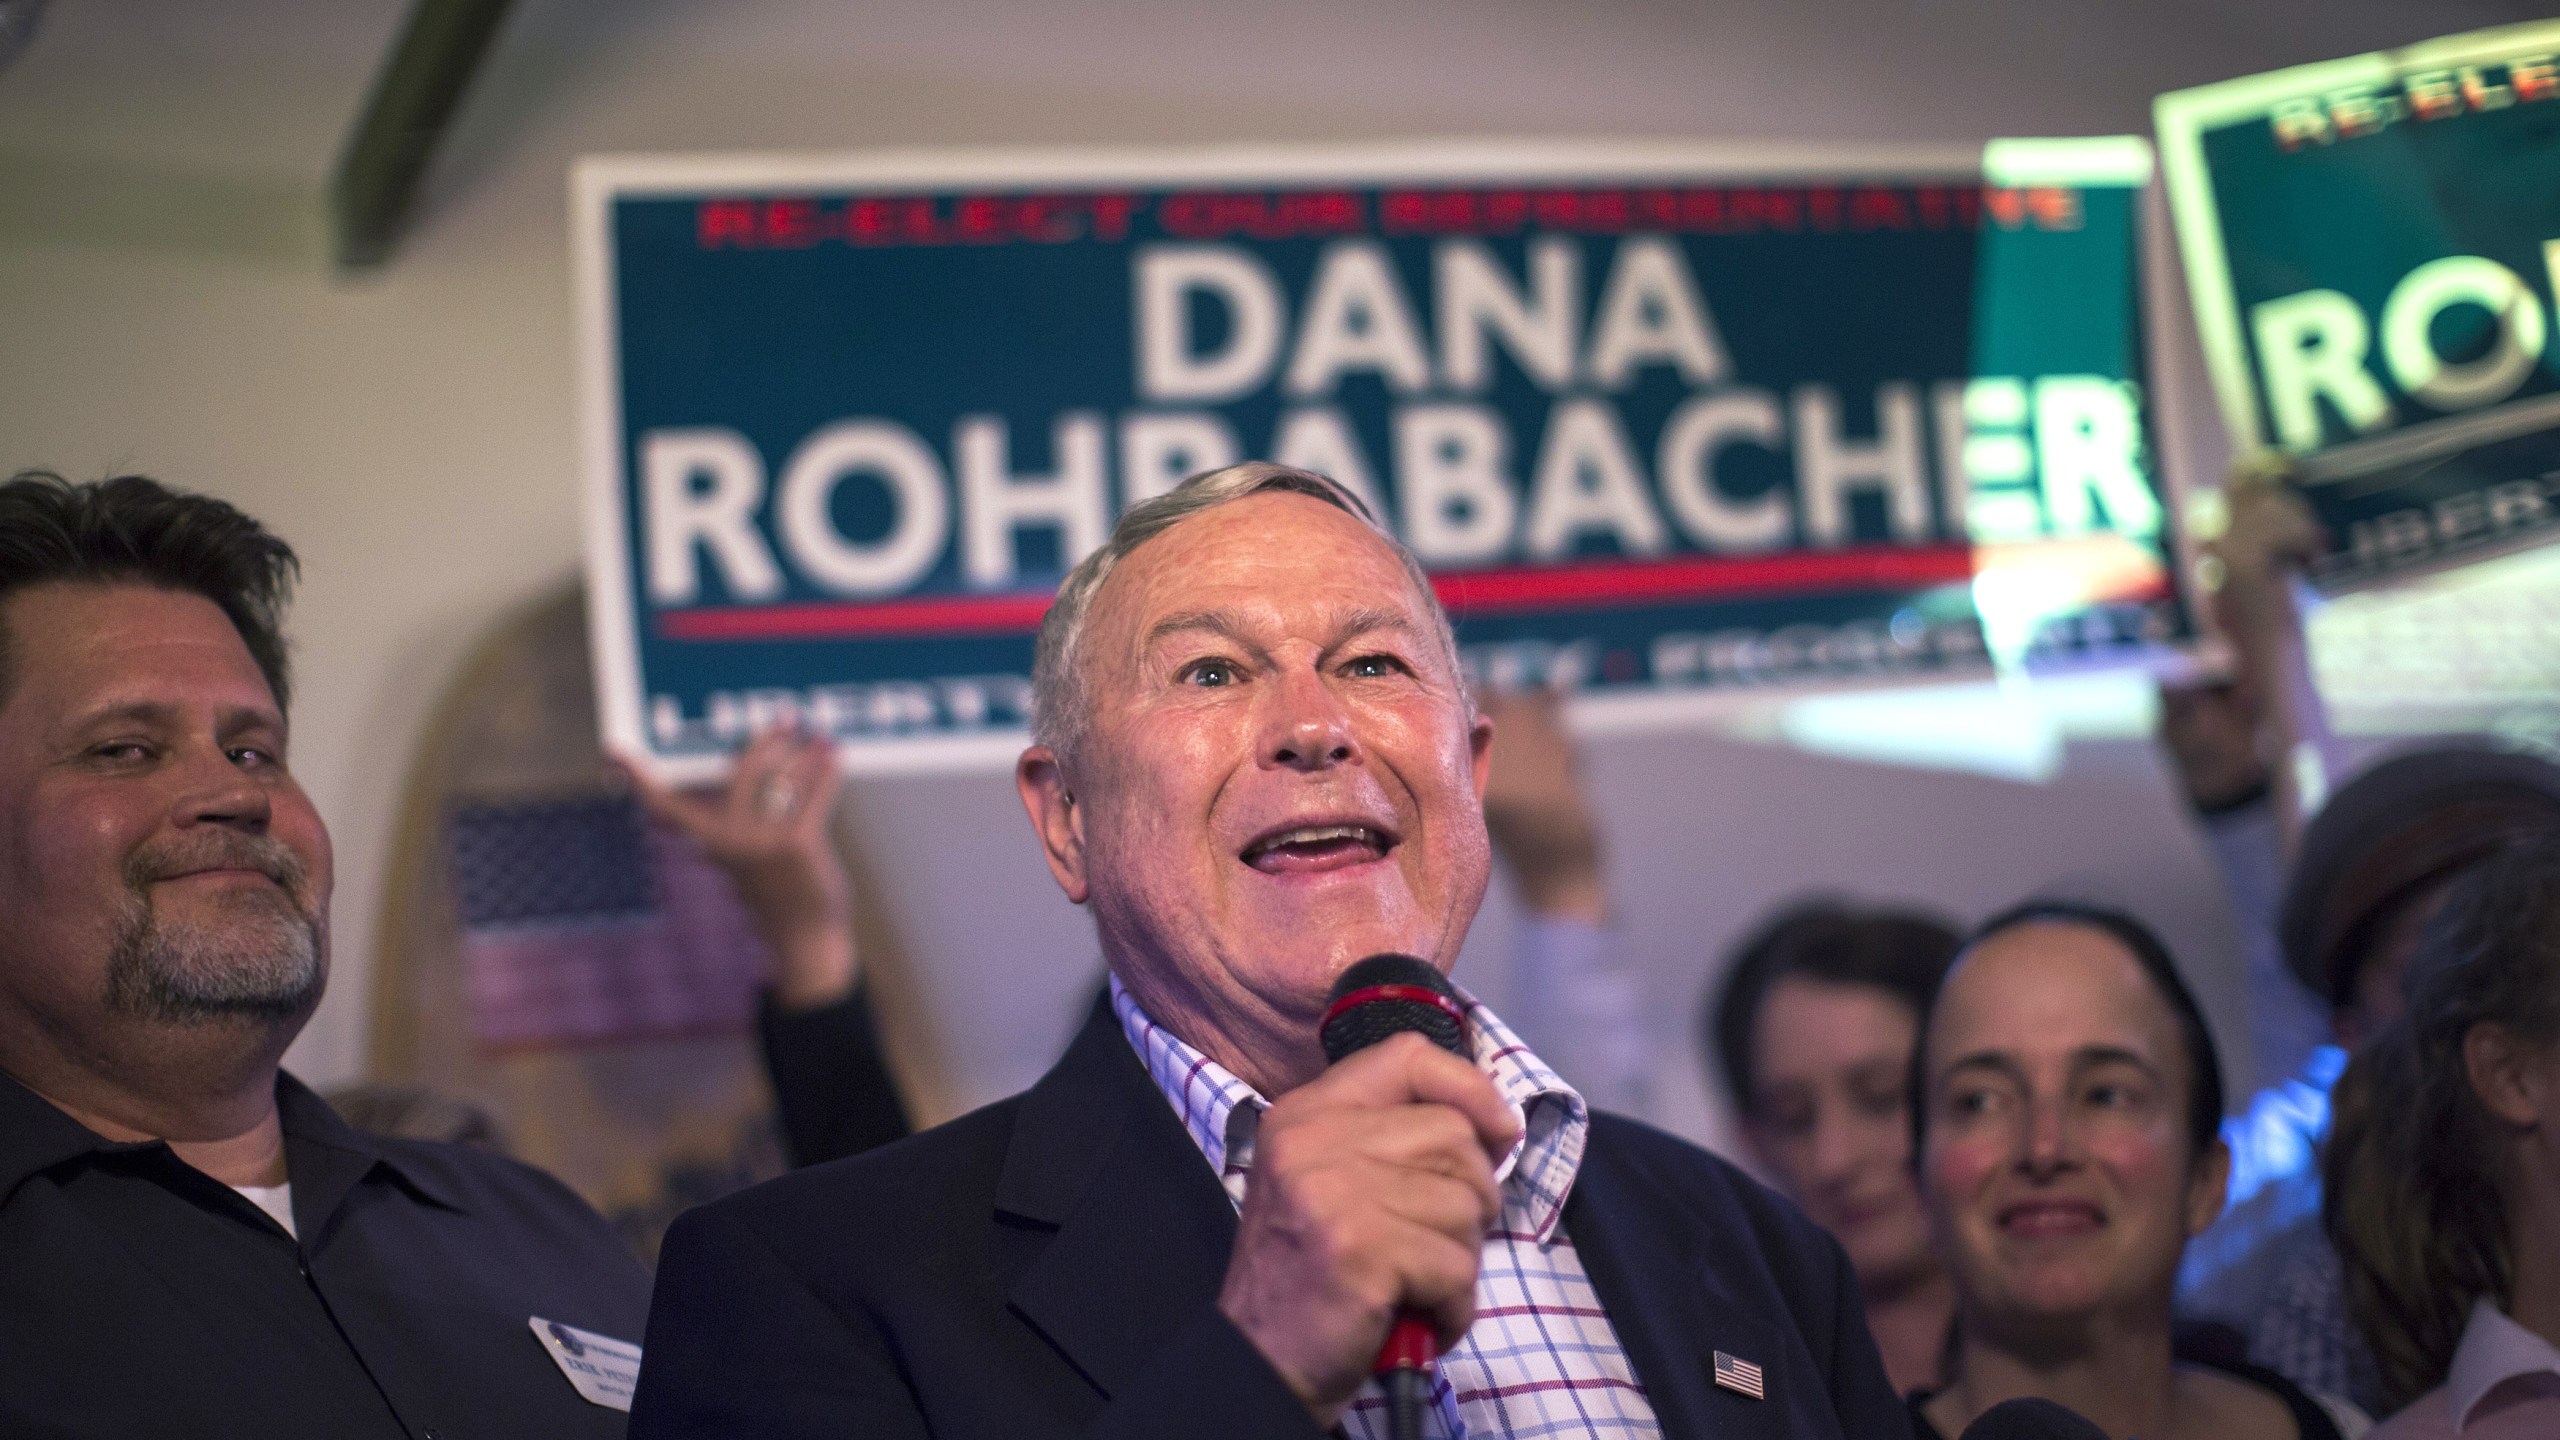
(620, 729, 910, 1164)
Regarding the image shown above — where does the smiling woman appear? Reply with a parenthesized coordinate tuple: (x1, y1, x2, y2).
(1706, 900, 1961, 1394)
(1907, 901, 2362, 1440)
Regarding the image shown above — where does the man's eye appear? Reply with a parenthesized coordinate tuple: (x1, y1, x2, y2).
(2085, 1082, 2138, 1109)
(228, 746, 278, 769)
(1344, 654, 1404, 679)
(90, 742, 152, 763)
(1182, 659, 1239, 688)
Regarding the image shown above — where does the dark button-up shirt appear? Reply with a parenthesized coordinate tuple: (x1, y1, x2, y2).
(0, 1069, 652, 1439)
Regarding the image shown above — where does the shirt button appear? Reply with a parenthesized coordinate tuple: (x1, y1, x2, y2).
(423, 1430, 441, 1440)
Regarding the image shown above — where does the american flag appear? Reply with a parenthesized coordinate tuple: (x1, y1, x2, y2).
(447, 794, 768, 1050)
(1712, 1351, 1765, 1401)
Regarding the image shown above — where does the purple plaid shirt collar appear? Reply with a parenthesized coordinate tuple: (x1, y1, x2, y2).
(1107, 975, 1589, 1242)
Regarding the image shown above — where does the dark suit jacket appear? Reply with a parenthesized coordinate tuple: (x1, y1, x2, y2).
(630, 999, 1910, 1440)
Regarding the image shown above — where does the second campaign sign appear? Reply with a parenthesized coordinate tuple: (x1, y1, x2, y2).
(577, 142, 2176, 775)
(2157, 21, 2560, 590)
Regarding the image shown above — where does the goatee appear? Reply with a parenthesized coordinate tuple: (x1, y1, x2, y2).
(104, 832, 325, 1024)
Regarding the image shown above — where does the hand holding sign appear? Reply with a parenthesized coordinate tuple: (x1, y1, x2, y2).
(618, 727, 858, 1009)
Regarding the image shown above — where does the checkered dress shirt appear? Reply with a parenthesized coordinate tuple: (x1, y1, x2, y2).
(1111, 977, 1662, 1440)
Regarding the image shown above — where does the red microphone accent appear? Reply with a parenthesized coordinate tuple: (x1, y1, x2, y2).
(1374, 1314, 1438, 1377)
(1320, 983, 1468, 1034)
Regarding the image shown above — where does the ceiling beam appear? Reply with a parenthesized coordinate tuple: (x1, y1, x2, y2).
(0, 0, 48, 78)
(329, 0, 515, 269)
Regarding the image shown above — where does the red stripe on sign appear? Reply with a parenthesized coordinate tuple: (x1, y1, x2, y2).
(657, 592, 1056, 641)
(652, 543, 1978, 642)
(1431, 543, 1976, 615)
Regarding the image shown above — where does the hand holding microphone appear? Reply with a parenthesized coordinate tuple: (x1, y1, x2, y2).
(1215, 957, 1518, 1432)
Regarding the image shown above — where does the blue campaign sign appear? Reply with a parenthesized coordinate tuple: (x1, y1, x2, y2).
(2157, 21, 2560, 590)
(575, 142, 2180, 777)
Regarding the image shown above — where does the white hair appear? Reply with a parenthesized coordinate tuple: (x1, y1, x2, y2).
(1029, 462, 1463, 764)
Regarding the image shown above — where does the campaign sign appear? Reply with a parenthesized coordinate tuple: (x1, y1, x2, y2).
(575, 142, 2175, 777)
(2157, 21, 2560, 590)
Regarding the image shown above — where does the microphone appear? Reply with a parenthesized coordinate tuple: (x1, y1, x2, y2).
(1956, 1397, 2110, 1440)
(1319, 954, 1471, 1440)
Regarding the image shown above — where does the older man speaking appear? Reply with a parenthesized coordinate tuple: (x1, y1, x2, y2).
(631, 465, 1906, 1440)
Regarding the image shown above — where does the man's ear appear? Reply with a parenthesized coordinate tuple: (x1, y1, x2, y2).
(1467, 709, 1496, 803)
(2185, 1135, 2234, 1239)
(2466, 1021, 2547, 1130)
(1016, 745, 1090, 905)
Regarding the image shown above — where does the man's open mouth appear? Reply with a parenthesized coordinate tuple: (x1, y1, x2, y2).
(1239, 824, 1395, 874)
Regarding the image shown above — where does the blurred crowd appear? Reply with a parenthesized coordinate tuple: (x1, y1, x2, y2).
(1676, 468, 2560, 1439)
(4, 461, 2557, 1440)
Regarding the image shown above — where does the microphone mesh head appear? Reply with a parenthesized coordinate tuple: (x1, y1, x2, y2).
(1320, 954, 1465, 1063)
(1956, 1397, 2110, 1440)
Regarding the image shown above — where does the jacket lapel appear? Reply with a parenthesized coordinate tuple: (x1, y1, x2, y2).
(995, 997, 1243, 1400)
(1565, 1136, 1773, 1439)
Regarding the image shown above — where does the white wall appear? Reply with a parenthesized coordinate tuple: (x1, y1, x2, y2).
(0, 0, 2525, 1148)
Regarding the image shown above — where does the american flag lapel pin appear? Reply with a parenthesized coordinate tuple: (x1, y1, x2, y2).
(1712, 1350, 1765, 1400)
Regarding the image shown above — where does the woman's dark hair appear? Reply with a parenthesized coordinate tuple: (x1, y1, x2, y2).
(1704, 898, 1962, 1116)
(0, 472, 299, 709)
(2328, 826, 2560, 1410)
(1910, 899, 2225, 1161)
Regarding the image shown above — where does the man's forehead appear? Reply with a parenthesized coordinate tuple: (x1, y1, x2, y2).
(6, 579, 232, 630)
(1097, 493, 1432, 636)
(1143, 600, 1426, 649)
(0, 583, 277, 717)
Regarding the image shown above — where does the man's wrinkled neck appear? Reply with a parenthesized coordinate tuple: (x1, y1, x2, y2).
(1105, 949, 1328, 1101)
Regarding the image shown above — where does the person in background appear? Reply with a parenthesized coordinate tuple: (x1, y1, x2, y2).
(328, 733, 911, 1177)
(1475, 686, 1653, 1117)
(0, 472, 650, 1438)
(620, 728, 911, 1168)
(1706, 901, 1963, 1395)
(2161, 460, 2560, 1414)
(2331, 827, 2560, 1438)
(1909, 900, 2361, 1440)
(2154, 453, 2339, 1137)
(2154, 457, 2335, 1284)
(2183, 741, 2560, 1400)
(1478, 691, 1963, 1392)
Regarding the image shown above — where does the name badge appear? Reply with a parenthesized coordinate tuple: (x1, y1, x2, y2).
(530, 1316, 643, 1411)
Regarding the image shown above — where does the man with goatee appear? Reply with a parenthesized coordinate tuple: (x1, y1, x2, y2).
(0, 473, 650, 1438)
